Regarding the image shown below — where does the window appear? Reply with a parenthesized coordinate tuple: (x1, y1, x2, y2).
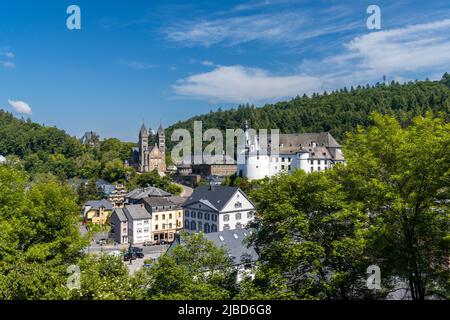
(236, 212, 241, 220)
(155, 215, 159, 221)
(247, 211, 254, 219)
(198, 221, 202, 231)
(191, 211, 196, 218)
(204, 223, 210, 233)
(236, 222, 242, 229)
(143, 228, 149, 233)
(211, 224, 218, 232)
(169, 213, 172, 219)
(234, 202, 242, 208)
(205, 213, 210, 220)
(223, 224, 230, 230)
(162, 214, 166, 220)
(310, 167, 314, 172)
(185, 210, 189, 217)
(198, 212, 203, 219)
(191, 221, 196, 231)
(318, 160, 322, 165)
(288, 157, 291, 162)
(282, 157, 285, 162)
(288, 165, 291, 170)
(144, 220, 149, 224)
(169, 223, 173, 229)
(212, 214, 217, 221)
(185, 220, 190, 230)
(137, 229, 142, 233)
(281, 165, 285, 170)
(155, 225, 159, 230)
(223, 214, 230, 222)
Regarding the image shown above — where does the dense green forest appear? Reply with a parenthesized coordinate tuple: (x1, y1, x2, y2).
(166, 73, 450, 148)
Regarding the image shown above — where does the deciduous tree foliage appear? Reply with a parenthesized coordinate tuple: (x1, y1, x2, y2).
(343, 113, 450, 300)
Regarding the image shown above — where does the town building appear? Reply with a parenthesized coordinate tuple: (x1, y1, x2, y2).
(182, 185, 256, 233)
(168, 228, 259, 282)
(83, 199, 113, 225)
(238, 122, 346, 180)
(138, 196, 185, 243)
(130, 124, 166, 174)
(110, 204, 152, 244)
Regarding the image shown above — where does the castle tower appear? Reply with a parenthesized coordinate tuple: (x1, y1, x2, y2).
(237, 120, 270, 180)
(139, 123, 149, 172)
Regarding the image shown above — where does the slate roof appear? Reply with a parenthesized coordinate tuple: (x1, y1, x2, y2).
(168, 229, 259, 267)
(123, 204, 152, 220)
(84, 199, 113, 210)
(126, 186, 171, 199)
(278, 132, 340, 149)
(113, 208, 128, 222)
(141, 196, 184, 210)
(182, 185, 240, 212)
(204, 229, 259, 265)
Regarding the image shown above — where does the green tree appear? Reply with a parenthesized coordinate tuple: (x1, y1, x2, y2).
(344, 113, 450, 300)
(249, 170, 371, 299)
(135, 232, 236, 300)
(0, 165, 87, 299)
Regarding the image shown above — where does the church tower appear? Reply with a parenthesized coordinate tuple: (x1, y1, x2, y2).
(157, 124, 165, 156)
(139, 123, 149, 172)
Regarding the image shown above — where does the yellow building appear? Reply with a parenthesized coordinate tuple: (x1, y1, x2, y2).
(83, 199, 113, 225)
(138, 196, 185, 243)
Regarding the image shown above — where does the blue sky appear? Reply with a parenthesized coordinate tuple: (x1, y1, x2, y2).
(1, 0, 450, 141)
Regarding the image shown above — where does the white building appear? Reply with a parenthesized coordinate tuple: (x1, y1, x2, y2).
(110, 204, 152, 244)
(182, 186, 256, 233)
(237, 123, 346, 180)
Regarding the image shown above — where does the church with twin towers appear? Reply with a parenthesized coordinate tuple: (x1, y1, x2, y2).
(130, 123, 166, 174)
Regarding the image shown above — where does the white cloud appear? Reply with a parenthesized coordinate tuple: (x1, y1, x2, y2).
(0, 49, 15, 69)
(117, 59, 156, 70)
(173, 18, 450, 103)
(8, 99, 32, 115)
(328, 19, 450, 73)
(173, 65, 322, 103)
(0, 61, 15, 69)
(163, 10, 358, 48)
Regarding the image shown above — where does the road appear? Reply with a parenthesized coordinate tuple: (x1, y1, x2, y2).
(176, 183, 193, 198)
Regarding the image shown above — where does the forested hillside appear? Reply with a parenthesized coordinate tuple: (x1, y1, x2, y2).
(0, 110, 135, 181)
(166, 73, 450, 147)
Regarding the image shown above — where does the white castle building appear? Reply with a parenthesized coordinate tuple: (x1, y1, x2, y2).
(237, 122, 345, 180)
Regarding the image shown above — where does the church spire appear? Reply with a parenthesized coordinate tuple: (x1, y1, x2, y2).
(139, 122, 148, 137)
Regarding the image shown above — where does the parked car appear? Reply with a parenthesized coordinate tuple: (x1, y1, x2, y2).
(123, 251, 137, 261)
(143, 241, 153, 246)
(128, 247, 144, 258)
(96, 239, 107, 245)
